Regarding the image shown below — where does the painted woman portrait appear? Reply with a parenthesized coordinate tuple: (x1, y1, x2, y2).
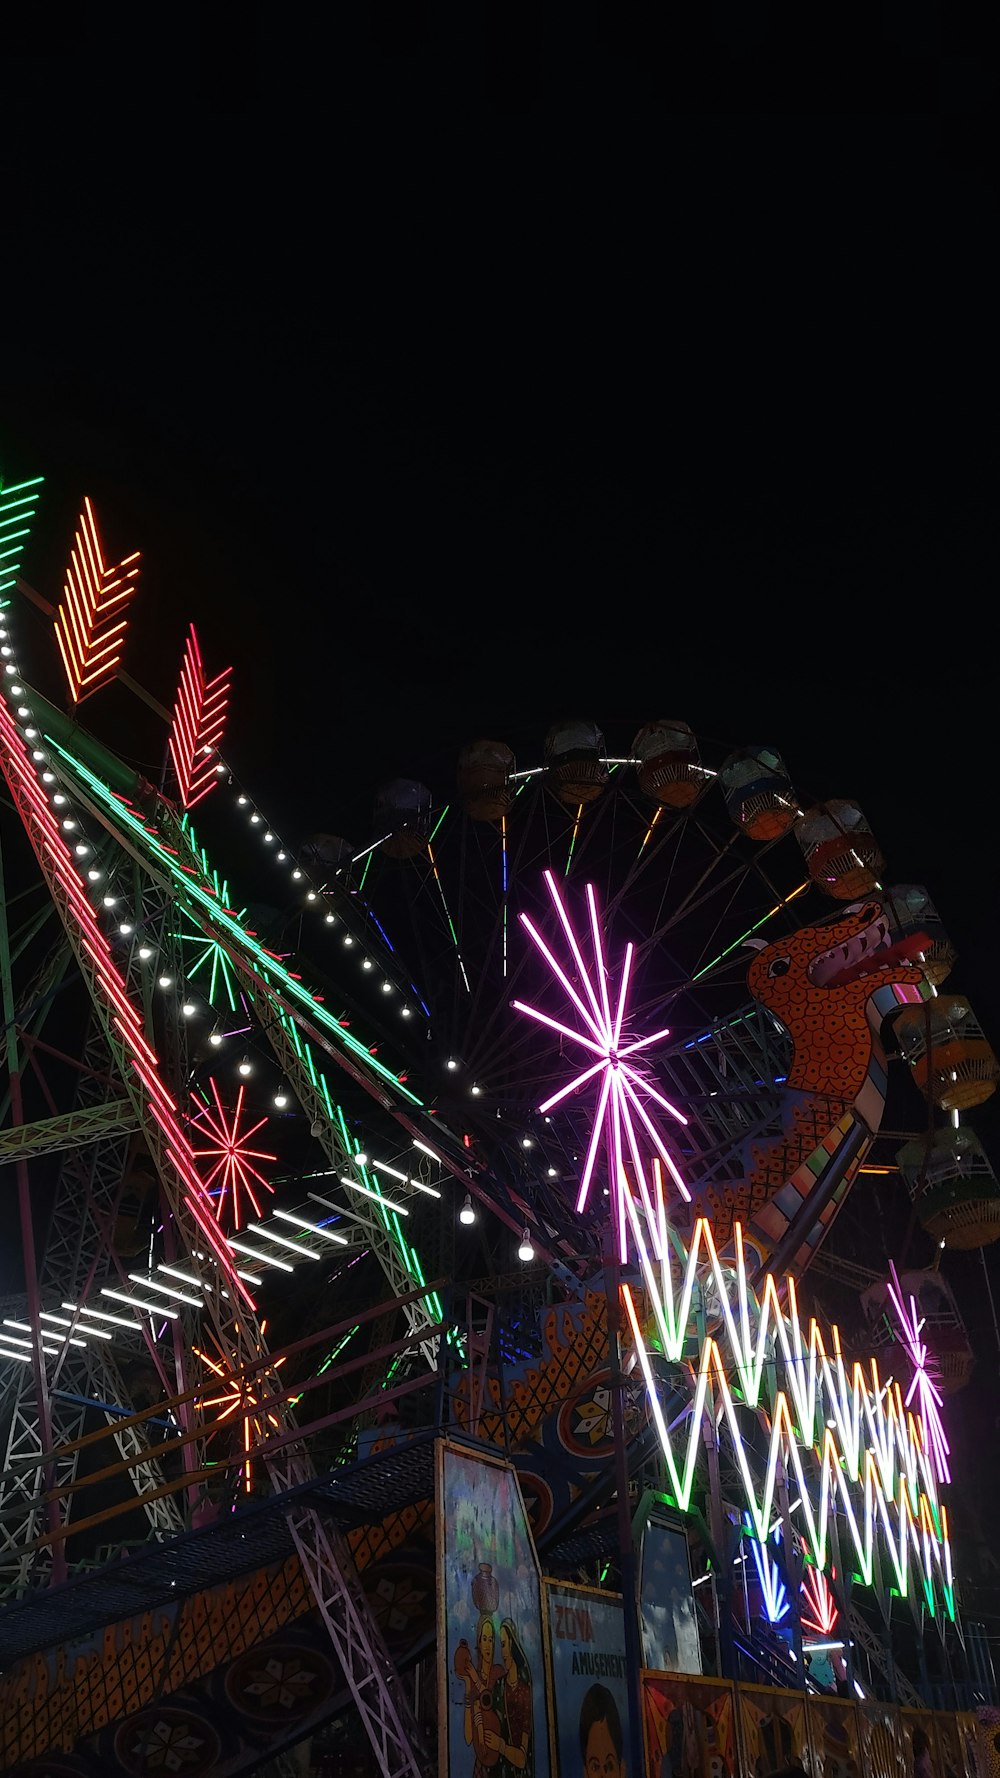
(457, 1612, 506, 1776)
(479, 1616, 534, 1775)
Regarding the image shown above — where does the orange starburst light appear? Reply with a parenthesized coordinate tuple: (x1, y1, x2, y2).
(195, 1320, 286, 1494)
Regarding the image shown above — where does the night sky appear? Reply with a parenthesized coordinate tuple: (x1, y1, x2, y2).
(3, 18, 999, 1620)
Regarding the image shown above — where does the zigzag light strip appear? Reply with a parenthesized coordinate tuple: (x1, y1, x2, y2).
(168, 624, 232, 810)
(53, 497, 140, 703)
(623, 1192, 955, 1616)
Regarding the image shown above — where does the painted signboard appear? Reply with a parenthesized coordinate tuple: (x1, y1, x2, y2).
(437, 1439, 551, 1778)
(545, 1580, 629, 1776)
(639, 1520, 702, 1676)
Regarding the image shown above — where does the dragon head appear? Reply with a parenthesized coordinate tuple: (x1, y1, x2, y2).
(747, 901, 927, 1016)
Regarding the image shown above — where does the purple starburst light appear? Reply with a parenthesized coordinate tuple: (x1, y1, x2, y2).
(512, 870, 690, 1262)
(886, 1260, 951, 1485)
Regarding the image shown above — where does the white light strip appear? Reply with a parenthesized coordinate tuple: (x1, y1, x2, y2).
(0, 1331, 62, 1354)
(3, 1317, 87, 1349)
(273, 1208, 349, 1245)
(39, 1311, 113, 1339)
(101, 1288, 179, 1320)
(0, 1345, 31, 1364)
(227, 1238, 293, 1273)
(128, 1273, 203, 1307)
(412, 1139, 443, 1161)
(156, 1263, 207, 1289)
(371, 1159, 441, 1199)
(63, 1300, 151, 1331)
(339, 1175, 409, 1216)
(234, 1267, 262, 1283)
(248, 1221, 322, 1260)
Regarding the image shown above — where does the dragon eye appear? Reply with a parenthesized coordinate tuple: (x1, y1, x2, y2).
(767, 956, 791, 978)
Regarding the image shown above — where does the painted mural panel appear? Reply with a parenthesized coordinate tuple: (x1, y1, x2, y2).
(639, 1521, 702, 1676)
(736, 1683, 811, 1777)
(857, 1702, 906, 1778)
(545, 1581, 630, 1777)
(803, 1695, 862, 1778)
(642, 1671, 740, 1778)
(438, 1439, 551, 1778)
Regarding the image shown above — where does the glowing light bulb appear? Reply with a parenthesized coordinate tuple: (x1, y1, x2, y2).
(460, 1194, 476, 1225)
(209, 1030, 223, 1046)
(182, 1002, 197, 1017)
(518, 1227, 534, 1262)
(292, 868, 303, 880)
(250, 813, 261, 824)
(238, 1056, 252, 1076)
(118, 921, 133, 935)
(158, 974, 173, 988)
(238, 795, 248, 805)
(274, 1088, 289, 1109)
(53, 793, 66, 805)
(325, 912, 335, 924)
(138, 945, 153, 960)
(307, 890, 317, 901)
(61, 818, 76, 831)
(362, 958, 373, 970)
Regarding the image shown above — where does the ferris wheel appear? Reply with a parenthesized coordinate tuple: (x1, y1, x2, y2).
(298, 716, 981, 1287)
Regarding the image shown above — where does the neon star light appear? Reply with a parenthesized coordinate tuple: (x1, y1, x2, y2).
(513, 870, 690, 1260)
(173, 893, 244, 1011)
(168, 623, 232, 810)
(53, 497, 140, 704)
(189, 1080, 277, 1229)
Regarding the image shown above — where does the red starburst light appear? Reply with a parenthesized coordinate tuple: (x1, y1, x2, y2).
(189, 1079, 277, 1230)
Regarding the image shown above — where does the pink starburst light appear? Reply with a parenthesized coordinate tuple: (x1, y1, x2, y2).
(800, 1566, 839, 1637)
(886, 1260, 951, 1485)
(189, 1079, 277, 1231)
(512, 870, 690, 1261)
